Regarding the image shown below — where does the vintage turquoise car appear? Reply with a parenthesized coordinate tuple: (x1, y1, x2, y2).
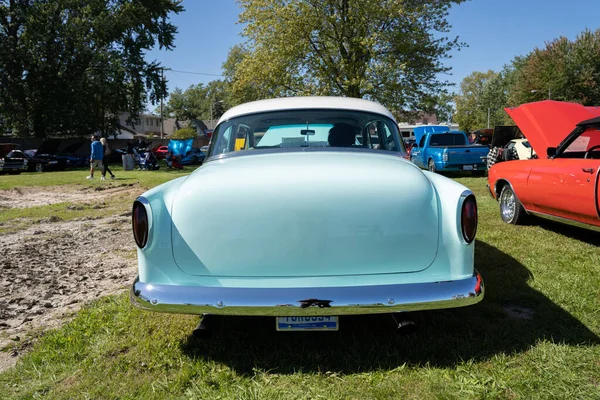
(130, 97, 484, 333)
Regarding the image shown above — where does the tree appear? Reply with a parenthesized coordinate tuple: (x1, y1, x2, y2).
(163, 81, 228, 122)
(0, 0, 183, 138)
(232, 0, 466, 111)
(427, 92, 455, 123)
(453, 70, 507, 132)
(509, 29, 600, 106)
(222, 44, 262, 106)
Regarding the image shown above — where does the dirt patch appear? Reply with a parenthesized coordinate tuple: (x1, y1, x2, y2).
(0, 184, 140, 209)
(0, 185, 144, 372)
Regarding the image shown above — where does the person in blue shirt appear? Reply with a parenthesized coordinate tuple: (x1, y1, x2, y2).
(87, 135, 104, 180)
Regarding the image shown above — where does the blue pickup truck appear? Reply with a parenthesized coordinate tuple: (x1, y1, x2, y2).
(409, 127, 489, 175)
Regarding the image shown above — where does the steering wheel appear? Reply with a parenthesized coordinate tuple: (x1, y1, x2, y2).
(584, 144, 600, 159)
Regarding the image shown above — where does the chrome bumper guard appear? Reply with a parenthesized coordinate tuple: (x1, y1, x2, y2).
(130, 272, 484, 316)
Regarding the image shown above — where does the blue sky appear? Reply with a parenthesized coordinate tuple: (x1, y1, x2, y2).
(145, 0, 600, 102)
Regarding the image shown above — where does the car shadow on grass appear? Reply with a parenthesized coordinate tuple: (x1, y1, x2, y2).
(180, 240, 599, 375)
(529, 218, 600, 246)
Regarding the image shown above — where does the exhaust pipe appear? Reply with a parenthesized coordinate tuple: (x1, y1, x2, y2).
(192, 314, 213, 339)
(391, 313, 417, 335)
(396, 319, 417, 335)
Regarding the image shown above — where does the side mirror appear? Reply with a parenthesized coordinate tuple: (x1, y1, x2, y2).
(546, 147, 557, 158)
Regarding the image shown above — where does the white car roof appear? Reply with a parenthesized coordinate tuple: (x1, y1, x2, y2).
(217, 97, 396, 124)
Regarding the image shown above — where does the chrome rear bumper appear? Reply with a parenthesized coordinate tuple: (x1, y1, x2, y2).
(130, 272, 484, 316)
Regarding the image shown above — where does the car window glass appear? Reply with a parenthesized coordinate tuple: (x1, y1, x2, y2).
(429, 134, 466, 146)
(209, 109, 402, 157)
(563, 129, 600, 156)
(379, 122, 399, 151)
(213, 125, 232, 154)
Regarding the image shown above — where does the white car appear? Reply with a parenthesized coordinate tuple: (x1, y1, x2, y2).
(506, 139, 536, 160)
(130, 96, 484, 334)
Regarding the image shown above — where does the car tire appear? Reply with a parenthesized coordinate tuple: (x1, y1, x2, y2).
(427, 159, 436, 173)
(499, 185, 527, 225)
(35, 163, 44, 172)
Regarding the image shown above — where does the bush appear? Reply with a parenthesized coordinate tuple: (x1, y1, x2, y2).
(171, 127, 197, 139)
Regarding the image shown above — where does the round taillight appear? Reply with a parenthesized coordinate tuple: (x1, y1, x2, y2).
(461, 195, 478, 244)
(132, 201, 148, 248)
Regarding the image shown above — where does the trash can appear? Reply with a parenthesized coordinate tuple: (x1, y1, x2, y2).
(122, 154, 134, 170)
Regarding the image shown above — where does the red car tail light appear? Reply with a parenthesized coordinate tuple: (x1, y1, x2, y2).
(132, 201, 149, 248)
(461, 195, 477, 244)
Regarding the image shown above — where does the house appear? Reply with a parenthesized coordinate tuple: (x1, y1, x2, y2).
(117, 112, 179, 139)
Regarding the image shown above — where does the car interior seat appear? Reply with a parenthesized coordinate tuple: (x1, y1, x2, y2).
(328, 123, 357, 147)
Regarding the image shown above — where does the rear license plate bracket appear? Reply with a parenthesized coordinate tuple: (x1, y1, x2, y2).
(276, 316, 339, 331)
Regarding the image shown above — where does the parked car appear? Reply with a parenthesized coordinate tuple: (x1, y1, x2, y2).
(488, 100, 600, 229)
(13, 149, 70, 172)
(35, 139, 89, 167)
(409, 129, 489, 175)
(151, 145, 169, 160)
(505, 139, 536, 161)
(130, 96, 484, 333)
(180, 148, 205, 165)
(470, 128, 493, 146)
(0, 143, 26, 174)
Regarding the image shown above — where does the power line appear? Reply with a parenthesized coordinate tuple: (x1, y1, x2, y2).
(168, 69, 223, 77)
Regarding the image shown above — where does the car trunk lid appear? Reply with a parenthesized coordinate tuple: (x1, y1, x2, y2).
(171, 151, 440, 278)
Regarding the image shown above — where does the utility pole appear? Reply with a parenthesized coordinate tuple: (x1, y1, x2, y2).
(210, 100, 213, 131)
(159, 67, 171, 139)
(487, 107, 490, 129)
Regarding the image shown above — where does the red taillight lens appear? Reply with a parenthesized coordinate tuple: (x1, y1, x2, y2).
(132, 201, 148, 248)
(461, 195, 478, 244)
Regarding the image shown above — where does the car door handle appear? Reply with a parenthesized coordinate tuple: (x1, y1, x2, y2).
(582, 168, 595, 174)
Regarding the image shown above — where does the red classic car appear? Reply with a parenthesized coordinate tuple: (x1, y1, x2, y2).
(151, 145, 169, 160)
(488, 101, 600, 231)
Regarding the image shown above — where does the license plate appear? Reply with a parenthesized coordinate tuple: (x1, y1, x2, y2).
(276, 316, 339, 331)
(462, 165, 474, 171)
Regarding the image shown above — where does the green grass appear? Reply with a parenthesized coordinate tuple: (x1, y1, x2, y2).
(1, 175, 599, 399)
(0, 167, 195, 190)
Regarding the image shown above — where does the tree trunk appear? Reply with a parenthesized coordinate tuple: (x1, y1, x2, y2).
(33, 115, 45, 139)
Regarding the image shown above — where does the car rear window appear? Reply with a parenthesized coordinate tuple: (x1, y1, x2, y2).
(429, 134, 466, 146)
(208, 109, 404, 158)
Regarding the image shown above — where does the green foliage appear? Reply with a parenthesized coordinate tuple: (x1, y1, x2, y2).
(163, 81, 228, 122)
(230, 0, 466, 111)
(456, 28, 600, 130)
(509, 29, 600, 106)
(425, 91, 455, 123)
(454, 71, 500, 132)
(171, 127, 197, 139)
(0, 0, 184, 138)
(222, 44, 262, 106)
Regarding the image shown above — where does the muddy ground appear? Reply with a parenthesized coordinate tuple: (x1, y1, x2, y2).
(0, 185, 143, 371)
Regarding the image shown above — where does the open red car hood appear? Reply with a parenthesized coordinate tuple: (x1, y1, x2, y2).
(505, 101, 600, 155)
